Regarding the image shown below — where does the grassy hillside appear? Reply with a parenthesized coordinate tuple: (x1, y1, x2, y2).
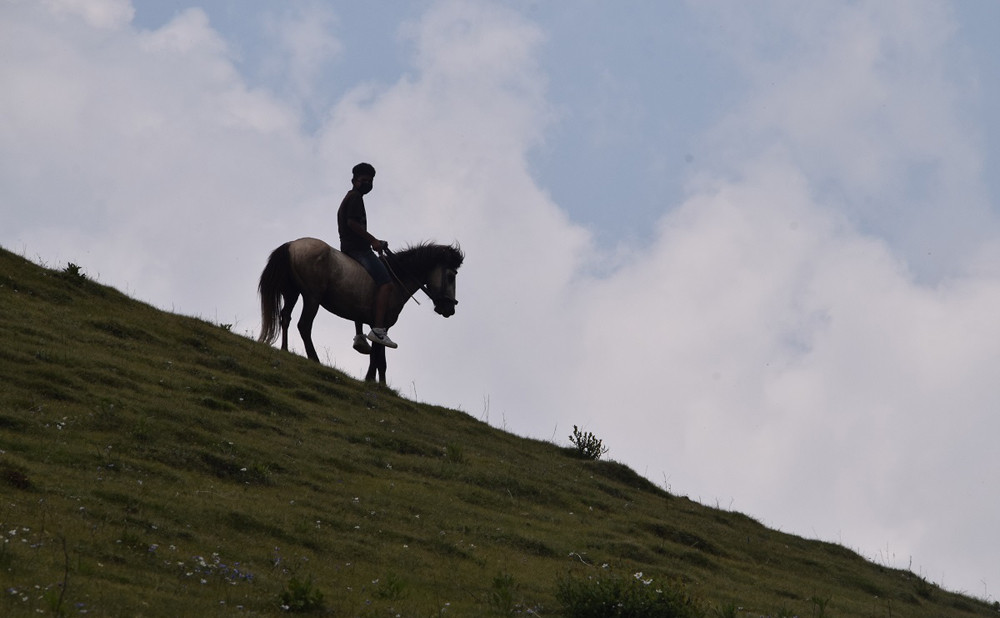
(0, 245, 996, 617)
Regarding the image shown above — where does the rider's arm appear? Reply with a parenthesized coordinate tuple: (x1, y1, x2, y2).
(347, 219, 387, 252)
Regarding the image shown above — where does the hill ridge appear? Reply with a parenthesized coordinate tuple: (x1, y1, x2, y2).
(1, 246, 995, 616)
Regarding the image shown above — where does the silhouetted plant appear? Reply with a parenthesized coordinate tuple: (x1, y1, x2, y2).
(63, 262, 85, 279)
(569, 425, 609, 460)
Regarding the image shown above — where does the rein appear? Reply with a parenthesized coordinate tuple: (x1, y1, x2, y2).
(380, 248, 432, 306)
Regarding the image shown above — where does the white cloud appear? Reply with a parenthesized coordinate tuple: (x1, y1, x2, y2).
(258, 1, 342, 110)
(702, 1, 995, 281)
(40, 0, 133, 30)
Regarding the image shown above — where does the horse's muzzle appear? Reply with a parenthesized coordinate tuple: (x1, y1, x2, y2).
(434, 299, 457, 317)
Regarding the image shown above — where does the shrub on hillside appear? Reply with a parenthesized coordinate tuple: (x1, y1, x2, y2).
(556, 569, 705, 618)
(569, 425, 609, 461)
(278, 575, 325, 612)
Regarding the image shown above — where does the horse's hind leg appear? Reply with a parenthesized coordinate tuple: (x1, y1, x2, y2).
(279, 292, 298, 352)
(297, 298, 321, 362)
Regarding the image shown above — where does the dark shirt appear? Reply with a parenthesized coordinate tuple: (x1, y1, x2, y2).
(337, 190, 370, 253)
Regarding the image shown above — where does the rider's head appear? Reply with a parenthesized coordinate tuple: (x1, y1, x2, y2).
(352, 162, 376, 179)
(352, 162, 375, 194)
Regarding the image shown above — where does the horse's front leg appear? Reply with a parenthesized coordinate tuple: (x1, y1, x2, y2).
(364, 344, 378, 382)
(365, 344, 387, 384)
(377, 344, 387, 384)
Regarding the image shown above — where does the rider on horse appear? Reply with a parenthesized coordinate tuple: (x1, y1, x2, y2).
(337, 162, 398, 350)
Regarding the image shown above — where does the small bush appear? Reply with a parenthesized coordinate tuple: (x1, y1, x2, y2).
(712, 602, 739, 618)
(913, 576, 934, 600)
(487, 571, 518, 615)
(569, 425, 609, 461)
(1, 463, 32, 490)
(374, 572, 407, 601)
(279, 575, 325, 612)
(809, 595, 831, 616)
(557, 570, 705, 618)
(63, 262, 85, 280)
(443, 442, 466, 464)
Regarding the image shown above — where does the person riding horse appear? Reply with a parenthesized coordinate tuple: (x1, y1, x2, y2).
(258, 161, 463, 384)
(337, 162, 397, 351)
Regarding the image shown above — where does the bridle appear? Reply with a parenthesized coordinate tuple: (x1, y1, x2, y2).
(380, 248, 457, 310)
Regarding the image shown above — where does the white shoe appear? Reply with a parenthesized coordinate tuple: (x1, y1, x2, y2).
(367, 327, 398, 349)
(353, 334, 371, 354)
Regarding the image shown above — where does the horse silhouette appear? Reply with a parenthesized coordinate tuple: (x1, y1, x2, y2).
(258, 237, 464, 384)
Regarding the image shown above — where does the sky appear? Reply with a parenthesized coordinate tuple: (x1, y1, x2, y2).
(3, 0, 999, 598)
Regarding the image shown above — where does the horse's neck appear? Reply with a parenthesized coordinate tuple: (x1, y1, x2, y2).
(391, 258, 433, 306)
(395, 271, 426, 302)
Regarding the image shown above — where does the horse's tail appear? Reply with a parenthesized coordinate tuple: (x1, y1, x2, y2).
(258, 242, 294, 345)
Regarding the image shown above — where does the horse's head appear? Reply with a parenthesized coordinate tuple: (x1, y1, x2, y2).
(391, 243, 464, 317)
(427, 264, 459, 317)
(419, 244, 463, 318)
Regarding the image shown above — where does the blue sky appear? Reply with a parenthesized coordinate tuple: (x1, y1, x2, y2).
(4, 0, 1000, 599)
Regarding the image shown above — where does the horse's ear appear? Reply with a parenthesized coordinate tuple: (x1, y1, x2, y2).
(449, 244, 465, 268)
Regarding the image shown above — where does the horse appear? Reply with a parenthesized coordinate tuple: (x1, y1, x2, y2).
(258, 237, 464, 384)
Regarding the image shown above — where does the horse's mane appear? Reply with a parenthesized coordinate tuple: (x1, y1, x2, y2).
(391, 242, 464, 274)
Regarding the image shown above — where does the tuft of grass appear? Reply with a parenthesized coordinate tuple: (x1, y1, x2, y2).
(443, 442, 466, 464)
(486, 571, 518, 615)
(1, 462, 32, 490)
(62, 262, 85, 280)
(809, 594, 832, 616)
(279, 575, 325, 612)
(712, 601, 740, 618)
(373, 571, 407, 601)
(556, 568, 705, 618)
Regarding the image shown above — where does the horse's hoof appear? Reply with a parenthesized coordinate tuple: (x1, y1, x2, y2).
(353, 335, 372, 355)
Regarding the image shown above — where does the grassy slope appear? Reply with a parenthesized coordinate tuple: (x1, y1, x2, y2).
(0, 246, 995, 618)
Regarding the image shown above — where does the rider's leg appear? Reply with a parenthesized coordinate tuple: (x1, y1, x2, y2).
(368, 282, 397, 349)
(374, 282, 392, 328)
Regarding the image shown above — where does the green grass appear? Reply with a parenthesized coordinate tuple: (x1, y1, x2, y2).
(1, 245, 998, 617)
